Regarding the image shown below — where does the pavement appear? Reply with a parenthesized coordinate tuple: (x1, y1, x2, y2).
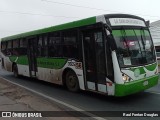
(0, 70, 80, 120)
(0, 61, 159, 120)
(0, 61, 81, 119)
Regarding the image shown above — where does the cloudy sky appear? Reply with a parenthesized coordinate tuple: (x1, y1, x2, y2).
(0, 0, 160, 38)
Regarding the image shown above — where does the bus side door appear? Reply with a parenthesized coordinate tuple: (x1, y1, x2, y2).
(28, 37, 38, 77)
(82, 29, 107, 92)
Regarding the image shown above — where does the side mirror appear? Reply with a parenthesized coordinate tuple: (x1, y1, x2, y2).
(104, 24, 112, 33)
(145, 21, 150, 27)
(103, 23, 117, 50)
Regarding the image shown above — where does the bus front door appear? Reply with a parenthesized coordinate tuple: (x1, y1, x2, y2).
(82, 30, 107, 92)
(28, 38, 37, 77)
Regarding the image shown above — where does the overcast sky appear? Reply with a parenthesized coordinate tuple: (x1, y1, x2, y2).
(0, 0, 160, 38)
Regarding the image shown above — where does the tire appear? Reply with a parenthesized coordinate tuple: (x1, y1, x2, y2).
(66, 71, 79, 92)
(13, 65, 19, 78)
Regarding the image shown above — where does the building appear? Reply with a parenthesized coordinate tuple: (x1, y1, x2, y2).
(150, 20, 160, 66)
(150, 20, 160, 46)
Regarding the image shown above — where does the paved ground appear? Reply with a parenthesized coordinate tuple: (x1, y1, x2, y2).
(0, 76, 80, 120)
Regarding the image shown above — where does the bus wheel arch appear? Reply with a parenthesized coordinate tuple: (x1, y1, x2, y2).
(62, 68, 80, 92)
(12, 63, 19, 77)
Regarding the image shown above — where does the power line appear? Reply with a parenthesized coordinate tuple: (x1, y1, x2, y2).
(0, 1, 158, 20)
(0, 10, 79, 19)
(41, 0, 117, 12)
(42, 0, 160, 19)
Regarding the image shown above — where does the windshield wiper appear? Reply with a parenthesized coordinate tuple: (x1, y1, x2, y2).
(121, 27, 131, 57)
(133, 29, 147, 64)
(140, 28, 146, 51)
(133, 29, 143, 53)
(140, 28, 148, 61)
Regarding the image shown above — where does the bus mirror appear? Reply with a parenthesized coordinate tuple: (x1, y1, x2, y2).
(105, 28, 117, 50)
(145, 21, 150, 27)
(107, 35, 117, 50)
(104, 24, 112, 33)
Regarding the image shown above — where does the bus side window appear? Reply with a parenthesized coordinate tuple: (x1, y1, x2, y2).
(1, 42, 7, 55)
(37, 36, 43, 57)
(6, 41, 12, 56)
(36, 35, 48, 57)
(62, 30, 78, 59)
(43, 35, 48, 57)
(48, 32, 62, 57)
(48, 35, 55, 57)
(19, 38, 27, 55)
(12, 39, 20, 56)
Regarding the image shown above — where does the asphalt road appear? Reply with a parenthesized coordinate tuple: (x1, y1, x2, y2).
(0, 69, 160, 120)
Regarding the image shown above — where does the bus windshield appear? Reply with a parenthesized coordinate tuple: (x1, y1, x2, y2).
(112, 29, 156, 67)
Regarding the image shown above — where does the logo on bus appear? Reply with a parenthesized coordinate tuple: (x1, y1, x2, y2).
(68, 62, 82, 69)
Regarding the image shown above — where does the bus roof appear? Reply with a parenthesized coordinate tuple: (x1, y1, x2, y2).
(1, 13, 145, 42)
(1, 16, 96, 41)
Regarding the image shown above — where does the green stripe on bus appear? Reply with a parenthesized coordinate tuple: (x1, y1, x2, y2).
(9, 56, 29, 65)
(9, 56, 17, 62)
(115, 75, 159, 96)
(1, 17, 96, 41)
(17, 56, 29, 65)
(145, 63, 157, 71)
(129, 63, 157, 75)
(9, 56, 67, 69)
(37, 58, 67, 69)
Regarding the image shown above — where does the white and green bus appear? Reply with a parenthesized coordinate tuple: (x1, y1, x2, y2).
(0, 14, 159, 96)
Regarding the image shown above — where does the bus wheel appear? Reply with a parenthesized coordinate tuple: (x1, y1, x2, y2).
(13, 65, 19, 78)
(66, 71, 79, 92)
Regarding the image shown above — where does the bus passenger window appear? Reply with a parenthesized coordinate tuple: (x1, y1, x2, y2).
(6, 41, 13, 56)
(19, 39, 27, 55)
(12, 40, 20, 56)
(62, 30, 78, 58)
(48, 32, 62, 57)
(1, 42, 7, 55)
(37, 36, 43, 57)
(7, 41, 12, 49)
(42, 35, 48, 57)
(12, 49, 19, 56)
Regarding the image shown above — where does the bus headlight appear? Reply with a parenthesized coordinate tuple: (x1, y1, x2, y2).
(122, 73, 131, 82)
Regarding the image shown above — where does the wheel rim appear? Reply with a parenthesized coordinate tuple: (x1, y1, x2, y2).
(67, 75, 76, 88)
(66, 71, 79, 92)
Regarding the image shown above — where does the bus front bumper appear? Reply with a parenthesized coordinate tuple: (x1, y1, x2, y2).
(115, 75, 159, 97)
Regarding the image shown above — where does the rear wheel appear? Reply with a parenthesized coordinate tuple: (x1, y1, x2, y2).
(66, 71, 79, 92)
(13, 65, 19, 78)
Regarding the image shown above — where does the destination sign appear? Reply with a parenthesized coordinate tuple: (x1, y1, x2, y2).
(109, 18, 146, 27)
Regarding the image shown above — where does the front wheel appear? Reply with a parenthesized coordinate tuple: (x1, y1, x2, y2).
(13, 65, 19, 78)
(66, 71, 80, 92)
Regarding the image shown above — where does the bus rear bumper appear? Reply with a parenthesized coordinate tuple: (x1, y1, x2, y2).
(114, 75, 159, 97)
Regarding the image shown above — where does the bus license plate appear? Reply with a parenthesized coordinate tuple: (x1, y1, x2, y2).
(143, 81, 148, 86)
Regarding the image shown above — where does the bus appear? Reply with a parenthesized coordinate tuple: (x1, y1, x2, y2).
(0, 14, 159, 96)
